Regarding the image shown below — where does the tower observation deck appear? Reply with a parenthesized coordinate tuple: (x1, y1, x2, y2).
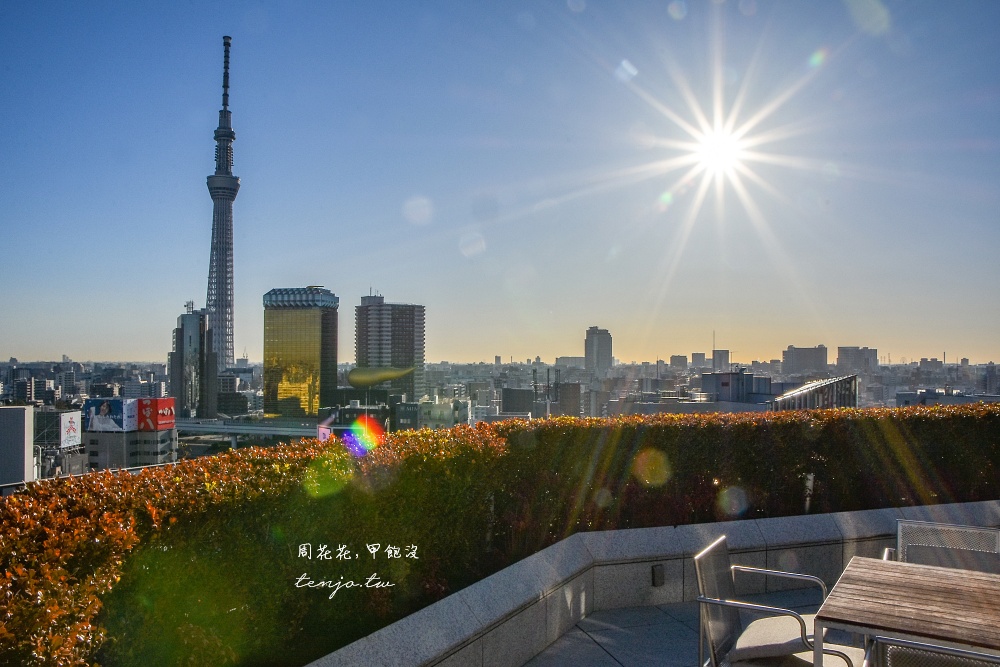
(206, 35, 239, 371)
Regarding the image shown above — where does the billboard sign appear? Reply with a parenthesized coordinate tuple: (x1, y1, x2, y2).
(83, 398, 138, 432)
(137, 398, 176, 431)
(59, 411, 82, 448)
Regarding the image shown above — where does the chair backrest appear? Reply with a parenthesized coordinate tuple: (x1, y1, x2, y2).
(694, 535, 743, 667)
(897, 520, 1000, 568)
(872, 636, 1000, 667)
(906, 544, 1000, 574)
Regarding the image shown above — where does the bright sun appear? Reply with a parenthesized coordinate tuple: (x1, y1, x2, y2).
(694, 127, 746, 176)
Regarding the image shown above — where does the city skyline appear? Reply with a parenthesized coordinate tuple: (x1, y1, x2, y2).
(2, 2, 998, 365)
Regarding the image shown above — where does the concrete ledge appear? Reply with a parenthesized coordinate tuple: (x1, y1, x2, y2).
(308, 501, 1000, 667)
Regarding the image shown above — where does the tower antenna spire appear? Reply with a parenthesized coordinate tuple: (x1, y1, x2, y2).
(222, 35, 231, 110)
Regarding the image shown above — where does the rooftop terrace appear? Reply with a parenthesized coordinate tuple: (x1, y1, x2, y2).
(312, 500, 1000, 667)
(527, 588, 852, 667)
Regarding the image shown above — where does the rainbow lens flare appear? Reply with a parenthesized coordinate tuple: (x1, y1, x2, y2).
(342, 415, 385, 457)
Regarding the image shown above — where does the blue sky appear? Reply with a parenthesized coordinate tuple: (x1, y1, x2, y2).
(2, 0, 997, 365)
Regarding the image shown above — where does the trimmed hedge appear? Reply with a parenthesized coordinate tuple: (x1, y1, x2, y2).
(0, 404, 997, 665)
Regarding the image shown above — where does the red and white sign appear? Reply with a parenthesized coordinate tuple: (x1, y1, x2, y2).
(137, 398, 176, 431)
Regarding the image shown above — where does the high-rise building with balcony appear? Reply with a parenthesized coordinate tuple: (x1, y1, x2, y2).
(205, 36, 240, 372)
(355, 295, 426, 401)
(584, 326, 612, 378)
(263, 287, 339, 417)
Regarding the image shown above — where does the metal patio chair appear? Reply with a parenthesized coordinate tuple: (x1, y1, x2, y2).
(694, 535, 863, 667)
(867, 637, 1000, 667)
(882, 520, 1000, 574)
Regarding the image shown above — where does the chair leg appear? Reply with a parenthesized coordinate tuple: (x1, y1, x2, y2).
(698, 603, 707, 667)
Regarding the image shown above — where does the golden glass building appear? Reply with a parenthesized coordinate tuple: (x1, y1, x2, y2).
(263, 287, 339, 418)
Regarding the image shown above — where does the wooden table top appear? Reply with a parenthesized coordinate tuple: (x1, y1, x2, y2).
(817, 556, 1000, 651)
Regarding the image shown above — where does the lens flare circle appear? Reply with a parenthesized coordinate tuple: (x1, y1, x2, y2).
(716, 486, 749, 518)
(342, 415, 385, 457)
(593, 487, 614, 509)
(631, 448, 672, 488)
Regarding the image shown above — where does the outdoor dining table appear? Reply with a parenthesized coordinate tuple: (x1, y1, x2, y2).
(813, 556, 1000, 666)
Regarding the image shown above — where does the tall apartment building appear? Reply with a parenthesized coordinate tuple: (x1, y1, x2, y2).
(263, 287, 339, 417)
(585, 326, 612, 378)
(168, 302, 218, 418)
(355, 295, 426, 401)
(837, 346, 878, 373)
(782, 345, 829, 375)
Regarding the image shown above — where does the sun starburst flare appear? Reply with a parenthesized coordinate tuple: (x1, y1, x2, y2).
(597, 6, 850, 346)
(694, 126, 748, 178)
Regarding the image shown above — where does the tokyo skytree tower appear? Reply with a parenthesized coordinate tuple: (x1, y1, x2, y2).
(205, 35, 239, 371)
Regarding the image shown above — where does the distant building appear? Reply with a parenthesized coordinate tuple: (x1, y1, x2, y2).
(770, 375, 858, 411)
(691, 352, 708, 368)
(56, 371, 78, 396)
(669, 355, 688, 370)
(837, 346, 878, 373)
(418, 396, 471, 429)
(585, 326, 612, 378)
(34, 410, 82, 450)
(168, 302, 218, 418)
(317, 402, 392, 440)
(919, 358, 944, 372)
(550, 381, 581, 417)
(13, 379, 34, 403)
(355, 295, 426, 401)
(555, 356, 586, 368)
(0, 407, 34, 488)
(217, 392, 248, 416)
(895, 388, 1000, 408)
(712, 349, 730, 372)
(263, 287, 340, 418)
(218, 375, 238, 394)
(700, 369, 789, 404)
(782, 345, 829, 375)
(471, 403, 500, 424)
(985, 363, 998, 395)
(501, 387, 535, 414)
(84, 397, 177, 471)
(607, 368, 801, 415)
(85, 431, 178, 471)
